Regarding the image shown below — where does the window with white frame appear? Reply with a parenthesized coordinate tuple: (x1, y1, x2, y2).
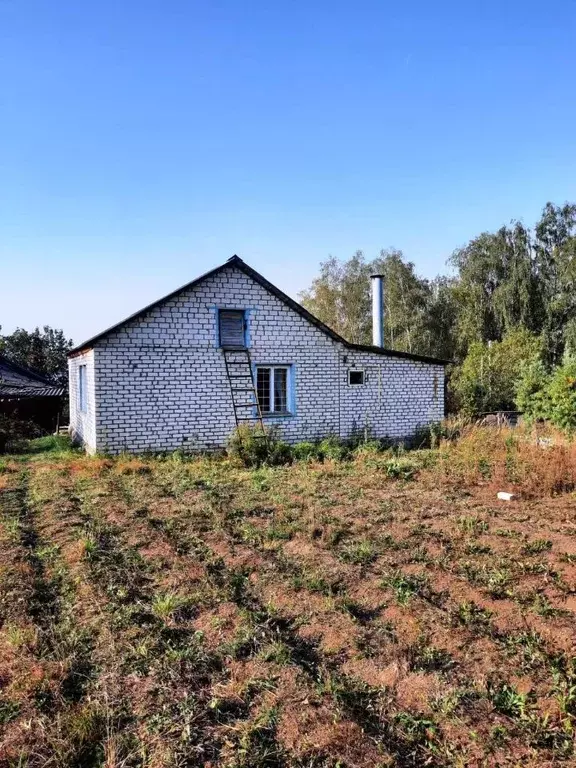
(348, 369, 365, 385)
(78, 364, 87, 412)
(256, 366, 292, 414)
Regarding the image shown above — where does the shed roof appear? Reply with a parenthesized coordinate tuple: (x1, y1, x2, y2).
(69, 256, 450, 366)
(0, 384, 65, 399)
(0, 355, 64, 399)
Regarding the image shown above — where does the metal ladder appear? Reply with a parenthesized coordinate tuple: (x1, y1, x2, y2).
(223, 348, 268, 443)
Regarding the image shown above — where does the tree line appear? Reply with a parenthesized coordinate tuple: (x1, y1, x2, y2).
(0, 327, 73, 387)
(3, 201, 576, 424)
(300, 201, 576, 418)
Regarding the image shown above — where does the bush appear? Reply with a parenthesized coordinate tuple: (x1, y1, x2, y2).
(383, 457, 419, 480)
(292, 437, 375, 463)
(0, 415, 45, 454)
(452, 329, 542, 416)
(316, 436, 351, 461)
(515, 357, 576, 434)
(291, 441, 319, 462)
(547, 360, 576, 434)
(352, 440, 383, 459)
(515, 357, 551, 423)
(227, 424, 292, 468)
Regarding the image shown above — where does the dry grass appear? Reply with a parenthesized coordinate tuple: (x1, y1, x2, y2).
(428, 422, 576, 497)
(1, 430, 576, 766)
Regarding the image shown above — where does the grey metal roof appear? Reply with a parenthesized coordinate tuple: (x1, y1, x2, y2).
(0, 384, 65, 399)
(0, 355, 64, 399)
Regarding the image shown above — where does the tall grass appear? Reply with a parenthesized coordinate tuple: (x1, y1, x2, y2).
(427, 423, 576, 496)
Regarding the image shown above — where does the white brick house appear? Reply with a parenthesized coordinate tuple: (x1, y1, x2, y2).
(68, 256, 447, 454)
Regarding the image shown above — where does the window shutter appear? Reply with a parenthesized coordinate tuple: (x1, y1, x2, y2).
(219, 310, 245, 347)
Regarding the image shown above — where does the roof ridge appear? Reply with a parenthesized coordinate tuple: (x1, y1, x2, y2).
(68, 256, 450, 365)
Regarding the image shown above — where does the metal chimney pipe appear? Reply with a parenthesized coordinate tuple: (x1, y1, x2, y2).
(371, 274, 384, 347)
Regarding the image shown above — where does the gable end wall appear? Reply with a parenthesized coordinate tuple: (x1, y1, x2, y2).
(92, 265, 341, 453)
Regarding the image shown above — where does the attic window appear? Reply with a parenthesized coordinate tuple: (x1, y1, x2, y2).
(348, 370, 365, 386)
(219, 309, 246, 348)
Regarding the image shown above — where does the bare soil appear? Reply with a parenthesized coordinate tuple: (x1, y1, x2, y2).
(1, 444, 576, 766)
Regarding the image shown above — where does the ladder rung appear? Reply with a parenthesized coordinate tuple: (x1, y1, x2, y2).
(231, 387, 256, 392)
(236, 416, 263, 421)
(228, 375, 253, 379)
(226, 361, 251, 365)
(234, 404, 256, 409)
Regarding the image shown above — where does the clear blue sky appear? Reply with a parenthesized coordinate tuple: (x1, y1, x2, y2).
(1, 1, 575, 344)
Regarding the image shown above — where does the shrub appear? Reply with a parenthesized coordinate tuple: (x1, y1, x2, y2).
(227, 424, 292, 468)
(546, 360, 576, 434)
(383, 457, 418, 480)
(452, 329, 542, 416)
(411, 420, 468, 449)
(515, 357, 551, 423)
(0, 414, 45, 454)
(430, 417, 470, 447)
(352, 440, 383, 460)
(292, 437, 384, 464)
(292, 441, 320, 462)
(316, 436, 351, 461)
(515, 357, 576, 434)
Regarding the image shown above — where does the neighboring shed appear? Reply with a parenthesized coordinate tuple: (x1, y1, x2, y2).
(0, 355, 64, 432)
(68, 255, 449, 454)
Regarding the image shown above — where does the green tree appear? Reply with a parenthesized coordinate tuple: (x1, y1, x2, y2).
(300, 249, 440, 356)
(0, 326, 73, 387)
(299, 252, 371, 343)
(377, 249, 432, 355)
(515, 356, 576, 434)
(544, 360, 576, 433)
(452, 328, 541, 416)
(534, 202, 576, 363)
(450, 222, 541, 357)
(420, 276, 459, 360)
(514, 357, 551, 422)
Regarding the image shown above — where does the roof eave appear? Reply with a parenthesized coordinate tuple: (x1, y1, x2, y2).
(345, 343, 452, 366)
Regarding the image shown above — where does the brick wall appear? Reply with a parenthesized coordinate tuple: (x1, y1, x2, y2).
(70, 263, 445, 453)
(68, 349, 97, 452)
(92, 265, 340, 453)
(339, 350, 444, 440)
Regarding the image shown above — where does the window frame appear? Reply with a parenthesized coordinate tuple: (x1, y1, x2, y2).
(218, 308, 247, 348)
(255, 364, 293, 416)
(78, 364, 87, 413)
(348, 369, 366, 386)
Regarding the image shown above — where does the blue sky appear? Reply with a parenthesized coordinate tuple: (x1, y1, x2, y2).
(1, 1, 576, 344)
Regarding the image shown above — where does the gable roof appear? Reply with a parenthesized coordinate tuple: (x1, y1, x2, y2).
(0, 355, 64, 399)
(69, 255, 450, 365)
